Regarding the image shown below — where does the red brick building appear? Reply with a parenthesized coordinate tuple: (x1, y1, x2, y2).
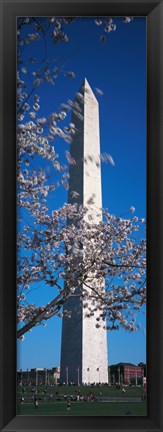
(109, 362, 144, 385)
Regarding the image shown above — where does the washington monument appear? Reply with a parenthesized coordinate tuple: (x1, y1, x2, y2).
(60, 78, 108, 384)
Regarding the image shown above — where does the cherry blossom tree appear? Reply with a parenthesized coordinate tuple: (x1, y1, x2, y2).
(17, 16, 146, 340)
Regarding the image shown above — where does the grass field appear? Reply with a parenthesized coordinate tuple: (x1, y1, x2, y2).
(17, 385, 147, 416)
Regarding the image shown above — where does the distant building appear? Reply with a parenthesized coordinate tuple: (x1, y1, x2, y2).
(109, 362, 144, 385)
(17, 367, 60, 386)
(138, 362, 146, 377)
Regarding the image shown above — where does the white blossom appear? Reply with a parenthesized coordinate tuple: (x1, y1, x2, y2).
(33, 103, 40, 111)
(16, 17, 146, 340)
(130, 206, 135, 213)
(95, 88, 104, 96)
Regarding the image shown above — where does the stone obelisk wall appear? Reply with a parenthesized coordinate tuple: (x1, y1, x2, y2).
(60, 78, 108, 384)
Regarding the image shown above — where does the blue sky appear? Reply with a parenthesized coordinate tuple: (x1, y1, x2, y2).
(17, 16, 146, 370)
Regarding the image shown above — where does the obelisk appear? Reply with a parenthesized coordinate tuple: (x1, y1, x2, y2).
(60, 78, 108, 384)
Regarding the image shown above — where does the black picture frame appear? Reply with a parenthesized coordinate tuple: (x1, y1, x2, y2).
(0, 0, 162, 431)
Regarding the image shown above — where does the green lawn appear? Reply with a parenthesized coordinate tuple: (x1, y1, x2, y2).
(17, 384, 145, 397)
(17, 400, 147, 416)
(17, 385, 147, 416)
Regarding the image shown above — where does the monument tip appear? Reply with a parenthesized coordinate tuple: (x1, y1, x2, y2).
(81, 77, 97, 100)
(83, 77, 90, 88)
